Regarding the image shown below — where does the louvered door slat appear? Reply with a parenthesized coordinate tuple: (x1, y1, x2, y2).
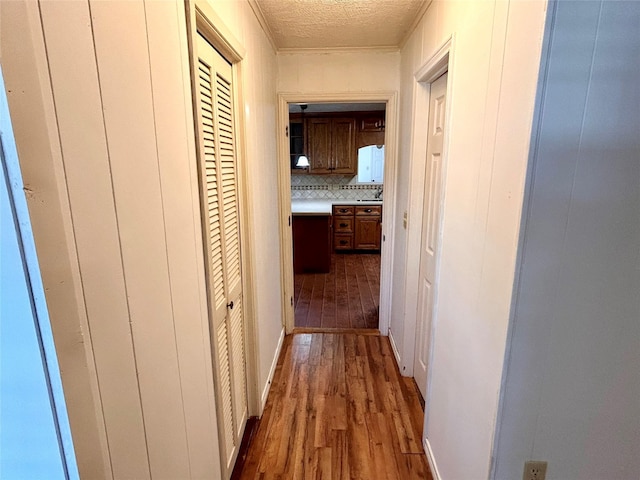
(216, 322, 235, 457)
(229, 298, 247, 438)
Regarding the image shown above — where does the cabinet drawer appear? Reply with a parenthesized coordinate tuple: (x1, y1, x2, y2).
(333, 205, 354, 216)
(355, 205, 382, 216)
(334, 216, 353, 233)
(334, 235, 353, 250)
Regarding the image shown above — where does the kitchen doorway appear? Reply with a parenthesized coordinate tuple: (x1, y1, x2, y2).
(276, 94, 399, 334)
(291, 102, 385, 330)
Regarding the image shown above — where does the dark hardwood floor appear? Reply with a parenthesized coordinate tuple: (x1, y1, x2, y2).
(238, 333, 431, 479)
(294, 253, 380, 329)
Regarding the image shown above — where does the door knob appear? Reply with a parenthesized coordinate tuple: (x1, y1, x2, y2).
(227, 301, 234, 310)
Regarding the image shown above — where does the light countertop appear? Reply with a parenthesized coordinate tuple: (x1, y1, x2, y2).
(291, 199, 382, 215)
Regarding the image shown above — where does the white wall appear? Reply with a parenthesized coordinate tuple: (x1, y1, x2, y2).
(493, 2, 640, 478)
(1, 0, 281, 477)
(396, 1, 547, 478)
(277, 50, 400, 93)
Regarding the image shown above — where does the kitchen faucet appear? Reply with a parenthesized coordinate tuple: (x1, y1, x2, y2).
(374, 186, 383, 199)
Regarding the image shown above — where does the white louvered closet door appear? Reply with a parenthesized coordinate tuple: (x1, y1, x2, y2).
(195, 33, 247, 478)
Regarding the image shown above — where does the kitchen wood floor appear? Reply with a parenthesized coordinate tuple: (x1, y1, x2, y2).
(236, 332, 431, 479)
(294, 253, 380, 329)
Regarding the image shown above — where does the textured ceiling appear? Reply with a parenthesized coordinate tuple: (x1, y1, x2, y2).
(254, 0, 428, 50)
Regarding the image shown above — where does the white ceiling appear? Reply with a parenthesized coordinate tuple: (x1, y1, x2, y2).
(253, 0, 429, 51)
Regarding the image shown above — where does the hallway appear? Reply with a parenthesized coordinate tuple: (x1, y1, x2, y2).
(236, 333, 431, 479)
(294, 254, 380, 329)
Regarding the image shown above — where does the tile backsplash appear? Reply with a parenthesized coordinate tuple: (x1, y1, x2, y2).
(290, 174, 382, 200)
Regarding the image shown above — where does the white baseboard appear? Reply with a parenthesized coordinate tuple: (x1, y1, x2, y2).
(424, 437, 442, 480)
(260, 327, 285, 412)
(388, 329, 402, 372)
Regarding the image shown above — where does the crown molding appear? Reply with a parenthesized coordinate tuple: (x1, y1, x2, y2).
(399, 0, 433, 50)
(247, 0, 279, 53)
(277, 46, 400, 55)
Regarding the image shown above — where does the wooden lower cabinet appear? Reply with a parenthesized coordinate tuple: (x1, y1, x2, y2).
(333, 204, 382, 251)
(355, 216, 381, 250)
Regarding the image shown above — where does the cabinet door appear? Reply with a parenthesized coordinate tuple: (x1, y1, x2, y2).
(307, 118, 332, 173)
(355, 216, 381, 250)
(332, 118, 356, 174)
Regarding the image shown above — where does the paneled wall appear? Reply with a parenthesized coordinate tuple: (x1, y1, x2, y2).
(396, 1, 547, 478)
(2, 0, 281, 476)
(1, 1, 220, 477)
(493, 2, 640, 478)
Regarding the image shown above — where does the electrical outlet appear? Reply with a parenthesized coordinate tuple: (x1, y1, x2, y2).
(523, 461, 547, 480)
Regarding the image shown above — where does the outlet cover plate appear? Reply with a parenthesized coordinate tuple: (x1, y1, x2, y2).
(523, 461, 547, 480)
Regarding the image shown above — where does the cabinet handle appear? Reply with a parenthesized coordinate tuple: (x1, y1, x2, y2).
(365, 208, 372, 213)
(340, 223, 348, 228)
(340, 240, 347, 245)
(340, 209, 348, 213)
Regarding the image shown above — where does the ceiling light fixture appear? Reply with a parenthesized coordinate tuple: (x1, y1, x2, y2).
(296, 104, 310, 168)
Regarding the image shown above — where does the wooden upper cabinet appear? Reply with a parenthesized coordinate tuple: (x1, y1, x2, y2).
(356, 111, 385, 149)
(307, 118, 332, 173)
(306, 117, 356, 175)
(359, 115, 385, 132)
(332, 118, 356, 174)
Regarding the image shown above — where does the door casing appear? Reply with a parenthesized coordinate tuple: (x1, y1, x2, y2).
(413, 71, 448, 400)
(402, 35, 455, 435)
(276, 92, 399, 336)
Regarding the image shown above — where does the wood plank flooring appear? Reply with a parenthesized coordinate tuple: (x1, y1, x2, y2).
(238, 333, 431, 479)
(294, 253, 380, 329)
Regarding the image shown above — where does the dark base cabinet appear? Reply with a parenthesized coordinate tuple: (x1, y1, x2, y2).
(293, 214, 331, 274)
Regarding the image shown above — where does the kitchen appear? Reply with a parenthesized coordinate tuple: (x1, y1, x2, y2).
(289, 103, 386, 329)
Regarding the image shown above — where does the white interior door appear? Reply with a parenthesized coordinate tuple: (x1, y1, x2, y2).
(195, 33, 247, 479)
(413, 72, 448, 400)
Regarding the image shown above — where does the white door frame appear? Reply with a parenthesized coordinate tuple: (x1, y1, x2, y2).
(401, 36, 455, 396)
(276, 92, 399, 335)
